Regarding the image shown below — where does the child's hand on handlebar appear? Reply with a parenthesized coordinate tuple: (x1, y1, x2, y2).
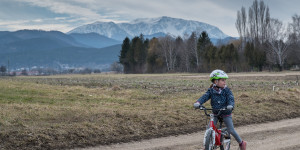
(193, 102, 201, 109)
(227, 105, 233, 110)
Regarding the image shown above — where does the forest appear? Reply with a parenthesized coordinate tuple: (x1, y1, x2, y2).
(119, 0, 300, 73)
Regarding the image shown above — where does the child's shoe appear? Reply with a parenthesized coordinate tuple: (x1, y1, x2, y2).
(239, 141, 247, 150)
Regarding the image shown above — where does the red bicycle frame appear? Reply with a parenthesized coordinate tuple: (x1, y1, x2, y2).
(209, 117, 222, 145)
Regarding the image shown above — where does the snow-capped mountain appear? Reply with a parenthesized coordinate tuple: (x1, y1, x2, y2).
(68, 16, 229, 41)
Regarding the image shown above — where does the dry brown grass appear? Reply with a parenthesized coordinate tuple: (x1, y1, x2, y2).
(0, 72, 299, 149)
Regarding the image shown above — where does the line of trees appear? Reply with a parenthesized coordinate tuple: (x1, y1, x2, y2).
(119, 32, 239, 73)
(119, 0, 300, 73)
(119, 35, 149, 73)
(236, 0, 300, 71)
(0, 65, 104, 76)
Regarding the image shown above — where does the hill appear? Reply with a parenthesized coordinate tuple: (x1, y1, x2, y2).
(1, 44, 121, 69)
(0, 30, 121, 70)
(69, 33, 121, 48)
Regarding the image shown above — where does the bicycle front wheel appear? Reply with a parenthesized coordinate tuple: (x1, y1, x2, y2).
(204, 129, 215, 150)
(220, 136, 231, 150)
(223, 138, 231, 150)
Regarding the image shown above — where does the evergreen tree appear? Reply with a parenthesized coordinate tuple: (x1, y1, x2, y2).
(125, 35, 148, 73)
(228, 43, 239, 72)
(244, 42, 255, 69)
(218, 44, 239, 72)
(197, 31, 212, 72)
(197, 31, 212, 58)
(137, 34, 148, 73)
(187, 32, 198, 71)
(244, 42, 266, 71)
(119, 37, 130, 73)
(175, 36, 186, 72)
(197, 44, 218, 72)
(119, 35, 149, 73)
(147, 38, 165, 73)
(253, 46, 266, 71)
(128, 36, 139, 73)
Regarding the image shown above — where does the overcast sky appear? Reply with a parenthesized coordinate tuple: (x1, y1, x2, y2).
(1, 0, 300, 37)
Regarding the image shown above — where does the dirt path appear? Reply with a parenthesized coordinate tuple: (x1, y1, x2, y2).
(76, 117, 300, 150)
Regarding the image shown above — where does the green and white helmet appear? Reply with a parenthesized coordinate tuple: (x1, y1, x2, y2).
(209, 69, 228, 81)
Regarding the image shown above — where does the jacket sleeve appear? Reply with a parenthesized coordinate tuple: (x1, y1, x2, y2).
(197, 89, 211, 105)
(227, 88, 235, 107)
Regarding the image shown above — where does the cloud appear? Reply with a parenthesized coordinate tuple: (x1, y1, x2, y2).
(3, 0, 243, 36)
(0, 18, 77, 32)
(15, 0, 104, 20)
(33, 19, 43, 23)
(4, 23, 74, 32)
(15, 0, 238, 23)
(0, 20, 29, 26)
(7, 0, 300, 37)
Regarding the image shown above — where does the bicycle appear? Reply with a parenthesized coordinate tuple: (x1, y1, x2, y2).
(197, 106, 231, 150)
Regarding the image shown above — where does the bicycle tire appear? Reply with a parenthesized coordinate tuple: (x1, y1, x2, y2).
(221, 129, 231, 150)
(223, 138, 231, 150)
(220, 145, 224, 150)
(204, 129, 215, 150)
(220, 139, 230, 150)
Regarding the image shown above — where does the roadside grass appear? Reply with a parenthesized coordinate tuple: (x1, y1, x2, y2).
(0, 72, 299, 149)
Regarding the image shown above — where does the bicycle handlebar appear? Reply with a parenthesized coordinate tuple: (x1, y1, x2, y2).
(198, 106, 227, 117)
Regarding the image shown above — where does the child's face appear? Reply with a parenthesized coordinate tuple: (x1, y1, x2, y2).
(215, 78, 226, 88)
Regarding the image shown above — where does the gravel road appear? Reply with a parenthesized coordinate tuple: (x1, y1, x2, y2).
(77, 117, 300, 150)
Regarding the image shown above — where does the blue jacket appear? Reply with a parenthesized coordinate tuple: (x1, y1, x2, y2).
(197, 86, 234, 116)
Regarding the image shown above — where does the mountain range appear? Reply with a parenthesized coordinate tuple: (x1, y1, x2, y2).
(68, 16, 229, 41)
(0, 16, 234, 70)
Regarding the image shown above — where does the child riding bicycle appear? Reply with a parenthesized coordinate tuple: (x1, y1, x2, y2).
(194, 69, 247, 150)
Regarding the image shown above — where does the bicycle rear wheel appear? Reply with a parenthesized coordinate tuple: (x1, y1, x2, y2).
(204, 129, 215, 150)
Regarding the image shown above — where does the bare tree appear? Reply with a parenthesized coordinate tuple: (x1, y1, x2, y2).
(288, 14, 300, 66)
(252, 0, 259, 40)
(239, 0, 270, 45)
(241, 7, 247, 40)
(177, 35, 191, 72)
(260, 2, 270, 43)
(289, 14, 300, 44)
(110, 62, 123, 73)
(248, 6, 255, 43)
(236, 10, 242, 39)
(158, 35, 177, 71)
(236, 6, 247, 50)
(266, 19, 290, 70)
(235, 0, 272, 71)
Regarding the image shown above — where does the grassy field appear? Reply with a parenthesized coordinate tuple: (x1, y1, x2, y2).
(0, 72, 299, 149)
